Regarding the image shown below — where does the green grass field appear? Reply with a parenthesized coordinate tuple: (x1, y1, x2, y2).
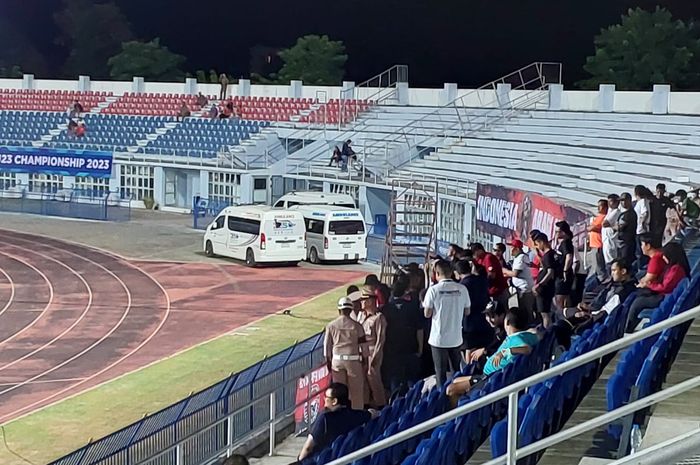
(0, 284, 352, 465)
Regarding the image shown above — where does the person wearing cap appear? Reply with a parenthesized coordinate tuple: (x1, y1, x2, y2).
(346, 285, 365, 324)
(422, 259, 471, 388)
(323, 297, 368, 410)
(359, 286, 387, 408)
(532, 232, 558, 328)
(503, 239, 535, 319)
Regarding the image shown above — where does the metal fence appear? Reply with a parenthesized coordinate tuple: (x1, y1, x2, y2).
(48, 333, 325, 465)
(0, 188, 131, 221)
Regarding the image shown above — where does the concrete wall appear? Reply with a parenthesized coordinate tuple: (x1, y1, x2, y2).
(7, 75, 700, 115)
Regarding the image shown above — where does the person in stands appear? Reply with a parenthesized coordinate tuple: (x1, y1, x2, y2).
(634, 185, 653, 267)
(588, 199, 608, 282)
(447, 243, 468, 263)
(503, 239, 535, 319)
(297, 383, 378, 461)
(602, 194, 622, 273)
(674, 189, 700, 228)
(554, 221, 576, 311)
(453, 259, 493, 354)
(446, 307, 539, 404)
(196, 92, 208, 107)
(328, 146, 342, 167)
(617, 193, 638, 270)
(493, 243, 509, 270)
(637, 233, 665, 287)
(219, 73, 229, 100)
(465, 300, 508, 366)
(382, 273, 423, 395)
(178, 102, 191, 120)
(75, 120, 86, 138)
(554, 258, 637, 349)
(359, 287, 387, 408)
(532, 232, 558, 328)
(422, 259, 471, 388)
(340, 139, 356, 172)
(626, 242, 690, 332)
(471, 243, 509, 310)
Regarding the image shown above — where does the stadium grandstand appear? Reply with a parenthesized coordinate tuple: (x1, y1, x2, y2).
(0, 52, 700, 465)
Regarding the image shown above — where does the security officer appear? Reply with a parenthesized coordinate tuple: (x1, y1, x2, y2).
(360, 287, 387, 408)
(324, 297, 367, 410)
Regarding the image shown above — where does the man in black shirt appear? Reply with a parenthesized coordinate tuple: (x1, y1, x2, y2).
(616, 193, 638, 272)
(466, 300, 507, 366)
(454, 260, 494, 350)
(533, 232, 558, 328)
(298, 383, 378, 460)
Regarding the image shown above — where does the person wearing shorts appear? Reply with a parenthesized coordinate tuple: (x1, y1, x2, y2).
(554, 221, 575, 311)
(533, 232, 558, 328)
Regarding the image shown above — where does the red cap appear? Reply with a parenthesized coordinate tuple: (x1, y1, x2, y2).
(508, 239, 524, 249)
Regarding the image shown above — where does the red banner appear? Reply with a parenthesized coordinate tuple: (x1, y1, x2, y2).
(294, 364, 331, 432)
(475, 183, 590, 245)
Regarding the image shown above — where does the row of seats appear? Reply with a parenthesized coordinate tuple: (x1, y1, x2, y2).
(0, 90, 107, 112)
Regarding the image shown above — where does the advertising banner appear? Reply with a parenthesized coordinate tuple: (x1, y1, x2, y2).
(294, 364, 331, 433)
(475, 183, 589, 245)
(0, 146, 113, 178)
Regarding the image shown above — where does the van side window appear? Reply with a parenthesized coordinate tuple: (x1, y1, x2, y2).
(305, 219, 325, 235)
(228, 216, 261, 235)
(213, 216, 225, 229)
(287, 201, 299, 207)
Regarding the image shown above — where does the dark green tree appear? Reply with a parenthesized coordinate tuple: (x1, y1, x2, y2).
(579, 7, 700, 90)
(0, 65, 23, 78)
(0, 17, 48, 76)
(55, 0, 134, 78)
(267, 35, 348, 85)
(108, 39, 186, 81)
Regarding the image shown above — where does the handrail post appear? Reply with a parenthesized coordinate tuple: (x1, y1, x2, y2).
(269, 391, 277, 456)
(506, 392, 519, 465)
(176, 443, 183, 465)
(226, 413, 235, 456)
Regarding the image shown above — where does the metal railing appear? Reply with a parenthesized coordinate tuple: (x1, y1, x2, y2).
(48, 333, 326, 465)
(340, 64, 409, 106)
(324, 304, 700, 465)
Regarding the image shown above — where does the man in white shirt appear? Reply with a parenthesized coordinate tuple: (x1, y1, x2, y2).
(422, 260, 471, 388)
(503, 239, 535, 318)
(602, 194, 622, 266)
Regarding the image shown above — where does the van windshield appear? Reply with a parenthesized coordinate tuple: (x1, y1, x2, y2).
(329, 220, 365, 235)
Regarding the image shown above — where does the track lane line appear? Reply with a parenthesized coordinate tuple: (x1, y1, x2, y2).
(0, 266, 16, 318)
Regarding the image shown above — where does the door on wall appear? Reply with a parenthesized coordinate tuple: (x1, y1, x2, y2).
(165, 170, 177, 206)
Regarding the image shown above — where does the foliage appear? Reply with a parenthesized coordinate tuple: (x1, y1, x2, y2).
(108, 39, 186, 82)
(579, 7, 700, 90)
(55, 0, 134, 78)
(0, 65, 23, 78)
(261, 35, 348, 85)
(209, 69, 220, 83)
(0, 17, 48, 76)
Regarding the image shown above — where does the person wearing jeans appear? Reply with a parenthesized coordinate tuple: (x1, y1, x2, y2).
(422, 260, 471, 388)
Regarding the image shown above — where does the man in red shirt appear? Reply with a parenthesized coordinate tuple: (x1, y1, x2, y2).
(638, 233, 665, 287)
(471, 243, 509, 310)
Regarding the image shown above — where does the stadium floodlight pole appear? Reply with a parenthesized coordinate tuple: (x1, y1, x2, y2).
(323, 305, 700, 465)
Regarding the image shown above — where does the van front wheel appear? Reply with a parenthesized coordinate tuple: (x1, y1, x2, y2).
(245, 248, 256, 267)
(205, 241, 215, 257)
(309, 247, 320, 264)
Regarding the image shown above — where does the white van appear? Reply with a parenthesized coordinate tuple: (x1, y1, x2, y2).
(273, 191, 356, 209)
(291, 205, 367, 263)
(203, 206, 306, 266)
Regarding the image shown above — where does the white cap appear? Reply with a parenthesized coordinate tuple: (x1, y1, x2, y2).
(337, 297, 354, 311)
(347, 291, 362, 302)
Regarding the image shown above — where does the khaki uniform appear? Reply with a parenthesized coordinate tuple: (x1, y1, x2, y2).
(362, 312, 387, 407)
(324, 315, 366, 410)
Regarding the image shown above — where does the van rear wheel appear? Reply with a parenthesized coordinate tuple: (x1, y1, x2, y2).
(205, 241, 215, 257)
(245, 248, 256, 267)
(309, 247, 320, 264)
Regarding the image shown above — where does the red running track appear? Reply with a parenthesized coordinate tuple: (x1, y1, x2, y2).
(0, 229, 365, 424)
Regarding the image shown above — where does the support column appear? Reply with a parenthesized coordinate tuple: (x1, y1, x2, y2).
(496, 83, 512, 109)
(199, 170, 209, 199)
(341, 81, 355, 100)
(78, 76, 91, 92)
(240, 174, 254, 204)
(548, 84, 563, 111)
(238, 79, 251, 97)
(652, 85, 670, 115)
(132, 77, 145, 94)
(153, 166, 165, 206)
(22, 74, 35, 90)
(289, 80, 302, 99)
(441, 83, 457, 106)
(108, 163, 119, 193)
(598, 84, 615, 112)
(63, 176, 76, 190)
(184, 78, 197, 95)
(16, 173, 29, 188)
(396, 82, 409, 105)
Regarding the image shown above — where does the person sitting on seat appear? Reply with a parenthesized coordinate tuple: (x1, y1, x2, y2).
(553, 258, 637, 349)
(178, 102, 191, 120)
(446, 308, 539, 404)
(674, 189, 700, 228)
(626, 242, 690, 332)
(297, 383, 378, 461)
(328, 146, 342, 167)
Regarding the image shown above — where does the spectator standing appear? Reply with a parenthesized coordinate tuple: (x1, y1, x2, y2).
(634, 185, 652, 266)
(617, 193, 638, 269)
(323, 298, 367, 410)
(340, 140, 356, 173)
(346, 285, 365, 325)
(554, 221, 576, 311)
(503, 239, 535, 318)
(674, 189, 700, 228)
(297, 383, 377, 461)
(422, 260, 471, 387)
(382, 274, 423, 395)
(533, 232, 558, 328)
(602, 194, 622, 268)
(360, 287, 387, 408)
(588, 199, 608, 281)
(447, 244, 468, 263)
(627, 242, 690, 332)
(471, 243, 509, 310)
(219, 73, 230, 100)
(493, 243, 509, 270)
(454, 260, 494, 351)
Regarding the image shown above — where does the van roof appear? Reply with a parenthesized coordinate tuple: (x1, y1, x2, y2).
(279, 191, 355, 202)
(290, 205, 360, 214)
(220, 205, 303, 217)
